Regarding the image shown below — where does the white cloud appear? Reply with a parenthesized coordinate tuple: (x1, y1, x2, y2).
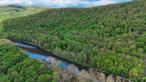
(0, 0, 21, 5)
(0, 0, 132, 8)
(92, 0, 114, 6)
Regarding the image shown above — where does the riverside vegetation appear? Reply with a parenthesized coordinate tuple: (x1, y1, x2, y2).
(0, 39, 56, 82)
(0, 0, 146, 81)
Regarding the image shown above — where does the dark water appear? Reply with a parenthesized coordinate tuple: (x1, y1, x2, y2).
(14, 41, 89, 74)
(12, 41, 131, 82)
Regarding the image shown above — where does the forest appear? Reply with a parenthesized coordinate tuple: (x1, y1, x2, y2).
(0, 0, 146, 81)
(0, 40, 57, 82)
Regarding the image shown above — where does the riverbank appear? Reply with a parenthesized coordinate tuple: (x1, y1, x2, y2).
(12, 39, 131, 82)
(0, 39, 55, 82)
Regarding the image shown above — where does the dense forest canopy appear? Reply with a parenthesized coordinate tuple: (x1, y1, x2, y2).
(0, 40, 56, 82)
(0, 0, 146, 81)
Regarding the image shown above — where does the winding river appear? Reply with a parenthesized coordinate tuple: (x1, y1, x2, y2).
(14, 40, 89, 74)
(12, 40, 131, 82)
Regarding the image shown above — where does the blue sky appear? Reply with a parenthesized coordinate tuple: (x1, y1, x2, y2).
(0, 0, 133, 8)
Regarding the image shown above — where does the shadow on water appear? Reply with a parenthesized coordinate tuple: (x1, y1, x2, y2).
(1, 1, 136, 81)
(13, 40, 89, 71)
(12, 40, 132, 82)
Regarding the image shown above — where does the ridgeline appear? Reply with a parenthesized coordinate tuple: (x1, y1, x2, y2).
(0, 0, 146, 81)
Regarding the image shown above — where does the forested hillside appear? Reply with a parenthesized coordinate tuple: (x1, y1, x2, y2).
(0, 40, 55, 82)
(0, 5, 45, 21)
(1, 0, 146, 81)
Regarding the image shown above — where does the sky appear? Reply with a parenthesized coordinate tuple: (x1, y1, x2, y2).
(0, 0, 133, 8)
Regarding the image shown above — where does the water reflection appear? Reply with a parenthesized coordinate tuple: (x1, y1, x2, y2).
(13, 41, 130, 82)
(25, 51, 48, 61)
(15, 42, 36, 49)
(25, 51, 79, 74)
(25, 51, 70, 69)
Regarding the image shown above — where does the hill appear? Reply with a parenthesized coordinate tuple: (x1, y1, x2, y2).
(1, 0, 146, 81)
(0, 5, 45, 21)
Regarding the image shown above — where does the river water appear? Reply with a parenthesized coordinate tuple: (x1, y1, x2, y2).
(14, 41, 88, 74)
(12, 41, 132, 82)
(25, 51, 70, 70)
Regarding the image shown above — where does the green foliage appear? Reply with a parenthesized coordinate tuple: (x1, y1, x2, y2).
(37, 74, 51, 82)
(0, 0, 146, 81)
(0, 5, 45, 21)
(0, 44, 54, 82)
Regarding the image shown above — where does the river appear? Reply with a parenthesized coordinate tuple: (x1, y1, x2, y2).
(12, 40, 131, 82)
(14, 40, 89, 74)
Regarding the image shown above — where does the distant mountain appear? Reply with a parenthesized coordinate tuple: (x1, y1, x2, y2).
(0, 0, 146, 81)
(0, 5, 45, 21)
(0, 0, 133, 8)
(0, 4, 23, 9)
(7, 4, 24, 8)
